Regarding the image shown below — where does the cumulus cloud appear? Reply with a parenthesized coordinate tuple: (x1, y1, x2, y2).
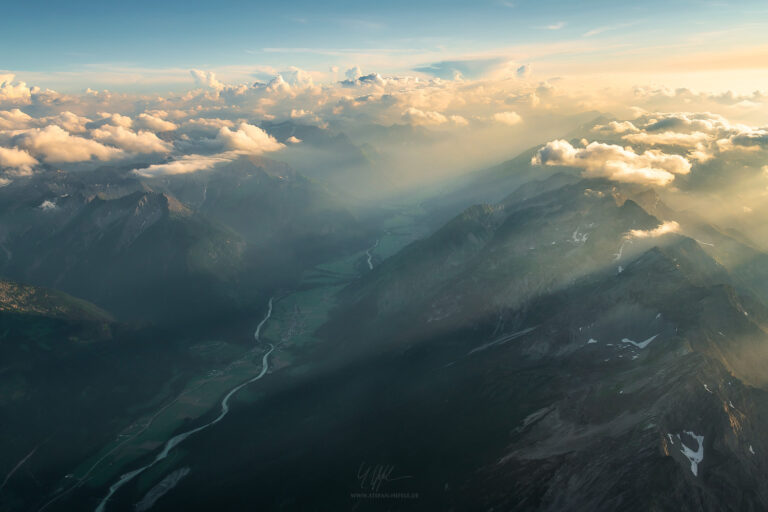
(493, 111, 523, 126)
(595, 112, 768, 163)
(0, 74, 31, 104)
(133, 153, 233, 177)
(0, 109, 33, 130)
(96, 112, 133, 128)
(216, 122, 284, 154)
(180, 118, 235, 135)
(0, 146, 38, 171)
(533, 139, 691, 186)
(136, 113, 178, 132)
(345, 66, 363, 81)
(593, 121, 639, 134)
(402, 107, 467, 127)
(15, 125, 122, 163)
(90, 125, 172, 153)
(190, 69, 225, 91)
(47, 111, 91, 133)
(627, 221, 680, 239)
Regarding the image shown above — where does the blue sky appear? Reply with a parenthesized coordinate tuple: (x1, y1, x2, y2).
(2, 0, 768, 91)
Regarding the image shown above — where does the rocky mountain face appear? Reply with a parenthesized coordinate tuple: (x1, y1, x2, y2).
(1, 188, 245, 324)
(0, 157, 366, 326)
(149, 175, 768, 512)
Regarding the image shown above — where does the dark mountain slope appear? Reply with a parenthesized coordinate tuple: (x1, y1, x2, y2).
(2, 190, 247, 325)
(0, 281, 188, 511)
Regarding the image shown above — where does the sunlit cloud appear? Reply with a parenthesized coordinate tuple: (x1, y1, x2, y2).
(628, 221, 681, 239)
(14, 125, 122, 163)
(132, 153, 235, 177)
(533, 139, 690, 186)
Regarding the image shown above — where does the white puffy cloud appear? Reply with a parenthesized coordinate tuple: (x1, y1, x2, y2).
(0, 146, 38, 171)
(90, 125, 172, 154)
(97, 112, 133, 128)
(0, 109, 33, 130)
(402, 107, 466, 127)
(493, 111, 523, 126)
(627, 221, 680, 239)
(133, 153, 233, 177)
(0, 74, 31, 104)
(15, 125, 122, 163)
(180, 117, 235, 135)
(596, 112, 768, 162)
(215, 123, 284, 154)
(533, 139, 691, 186)
(593, 121, 639, 134)
(46, 111, 92, 133)
(136, 113, 178, 132)
(190, 69, 225, 91)
(345, 66, 363, 81)
(281, 67, 315, 88)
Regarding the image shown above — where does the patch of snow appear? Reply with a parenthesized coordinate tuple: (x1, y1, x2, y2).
(750, 445, 756, 455)
(667, 433, 675, 445)
(572, 228, 589, 243)
(679, 431, 705, 476)
(703, 384, 713, 393)
(39, 200, 57, 211)
(621, 334, 659, 349)
(655, 313, 662, 320)
(729, 400, 734, 408)
(617, 265, 623, 274)
(587, 338, 598, 344)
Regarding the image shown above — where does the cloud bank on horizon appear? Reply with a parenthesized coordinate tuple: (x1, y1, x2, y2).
(2, 0, 768, 194)
(1, 63, 768, 194)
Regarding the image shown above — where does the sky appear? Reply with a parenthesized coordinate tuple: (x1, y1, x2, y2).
(2, 0, 768, 206)
(3, 0, 768, 92)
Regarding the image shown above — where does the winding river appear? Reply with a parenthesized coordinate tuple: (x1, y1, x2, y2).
(254, 297, 272, 341)
(94, 299, 275, 512)
(365, 240, 379, 270)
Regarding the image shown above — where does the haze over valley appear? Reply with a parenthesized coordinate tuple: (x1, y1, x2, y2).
(3, 1, 768, 510)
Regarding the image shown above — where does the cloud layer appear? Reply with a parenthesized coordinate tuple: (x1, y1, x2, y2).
(533, 140, 691, 186)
